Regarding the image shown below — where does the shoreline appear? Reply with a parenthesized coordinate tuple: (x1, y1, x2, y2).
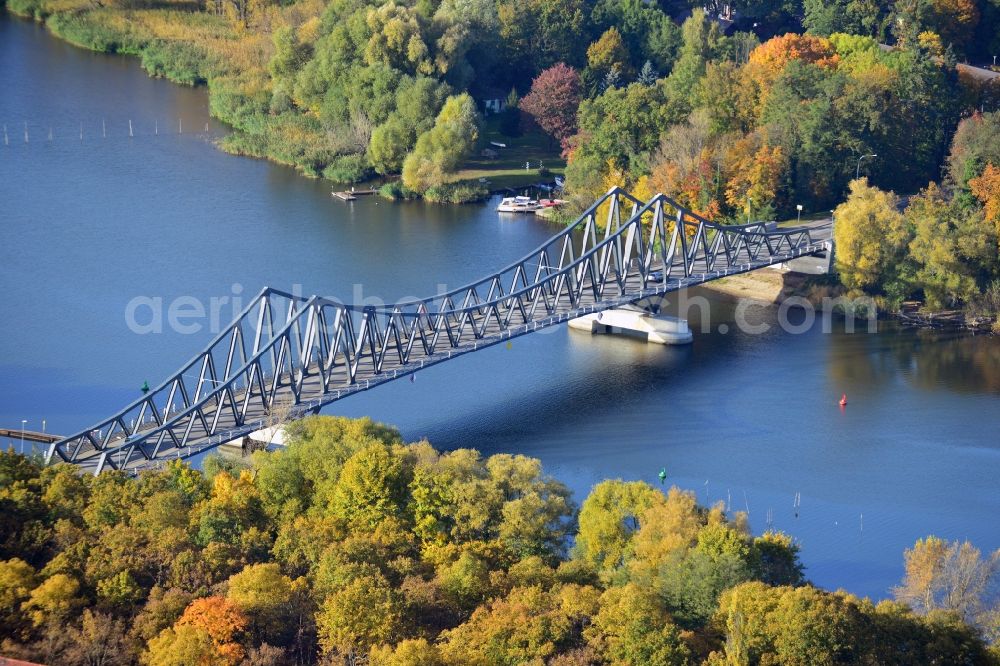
(1, 7, 560, 202)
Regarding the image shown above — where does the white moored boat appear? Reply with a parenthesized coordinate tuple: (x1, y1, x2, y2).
(497, 196, 541, 213)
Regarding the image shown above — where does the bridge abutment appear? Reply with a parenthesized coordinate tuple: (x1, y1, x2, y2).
(569, 309, 694, 345)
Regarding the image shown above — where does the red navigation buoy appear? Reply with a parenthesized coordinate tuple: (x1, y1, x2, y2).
(839, 394, 848, 407)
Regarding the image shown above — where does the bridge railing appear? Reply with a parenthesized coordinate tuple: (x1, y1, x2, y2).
(45, 288, 309, 465)
(48, 190, 820, 473)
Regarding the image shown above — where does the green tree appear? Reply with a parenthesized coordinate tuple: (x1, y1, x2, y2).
(368, 75, 450, 174)
(663, 10, 724, 118)
(326, 442, 410, 531)
(906, 183, 994, 309)
(803, 0, 894, 37)
(496, 0, 590, 83)
(401, 93, 479, 192)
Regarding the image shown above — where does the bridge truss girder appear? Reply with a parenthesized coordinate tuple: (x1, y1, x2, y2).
(46, 189, 825, 474)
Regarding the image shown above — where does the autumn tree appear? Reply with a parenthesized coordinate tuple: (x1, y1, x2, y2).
(649, 110, 725, 219)
(574, 480, 663, 581)
(724, 135, 788, 221)
(145, 596, 248, 666)
(438, 585, 582, 664)
(585, 583, 690, 665)
(970, 163, 1000, 238)
(746, 33, 839, 115)
(23, 573, 83, 630)
(894, 535, 1000, 625)
(587, 27, 633, 82)
(316, 571, 402, 658)
(519, 63, 581, 148)
(926, 0, 981, 52)
(832, 178, 912, 299)
(226, 563, 300, 646)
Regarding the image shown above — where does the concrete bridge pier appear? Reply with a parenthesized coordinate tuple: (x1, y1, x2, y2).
(569, 307, 693, 345)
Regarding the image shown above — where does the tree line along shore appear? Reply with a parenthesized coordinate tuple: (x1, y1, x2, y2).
(1, 415, 999, 664)
(5, 0, 1000, 319)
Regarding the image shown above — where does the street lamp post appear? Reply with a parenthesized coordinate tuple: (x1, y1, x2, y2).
(20, 420, 26, 455)
(856, 154, 877, 179)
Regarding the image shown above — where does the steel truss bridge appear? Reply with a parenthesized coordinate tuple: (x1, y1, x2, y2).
(46, 189, 830, 474)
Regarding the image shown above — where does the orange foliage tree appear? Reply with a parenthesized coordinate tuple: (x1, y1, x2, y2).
(176, 596, 249, 664)
(724, 136, 787, 220)
(746, 33, 839, 111)
(650, 148, 723, 222)
(970, 163, 1000, 239)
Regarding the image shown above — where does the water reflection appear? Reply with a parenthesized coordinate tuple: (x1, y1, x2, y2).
(828, 324, 1000, 395)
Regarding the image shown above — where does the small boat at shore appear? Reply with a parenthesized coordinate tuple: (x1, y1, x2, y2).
(497, 196, 541, 213)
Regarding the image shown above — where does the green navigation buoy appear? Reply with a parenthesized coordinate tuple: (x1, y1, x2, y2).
(141, 381, 150, 394)
(658, 467, 667, 484)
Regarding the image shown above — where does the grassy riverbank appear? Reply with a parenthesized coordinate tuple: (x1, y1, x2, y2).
(453, 118, 566, 194)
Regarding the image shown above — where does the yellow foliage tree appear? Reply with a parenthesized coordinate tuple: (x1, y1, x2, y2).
(587, 27, 632, 80)
(23, 573, 82, 629)
(832, 179, 911, 294)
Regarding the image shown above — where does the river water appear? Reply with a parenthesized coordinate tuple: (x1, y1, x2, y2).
(2, 13, 999, 599)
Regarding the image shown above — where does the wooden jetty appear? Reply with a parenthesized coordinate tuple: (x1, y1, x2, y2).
(332, 188, 377, 201)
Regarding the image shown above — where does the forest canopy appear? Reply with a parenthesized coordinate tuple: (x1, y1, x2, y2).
(1, 416, 999, 664)
(8, 0, 998, 204)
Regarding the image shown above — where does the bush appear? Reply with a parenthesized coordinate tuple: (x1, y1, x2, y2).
(423, 182, 489, 204)
(47, 12, 143, 54)
(378, 182, 419, 201)
(322, 154, 374, 184)
(141, 40, 207, 86)
(6, 0, 45, 20)
(208, 73, 271, 130)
